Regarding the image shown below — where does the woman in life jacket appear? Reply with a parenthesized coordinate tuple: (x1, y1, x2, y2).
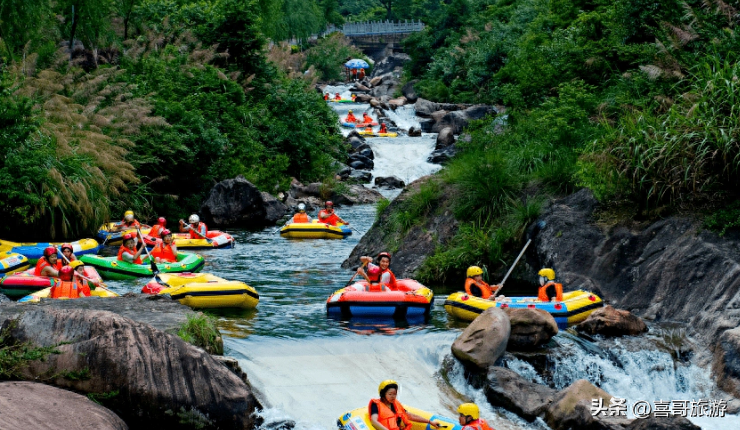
(457, 403, 494, 430)
(180, 214, 208, 239)
(59, 243, 77, 266)
(50, 266, 91, 299)
(111, 210, 140, 232)
(288, 203, 311, 224)
(318, 201, 348, 226)
(69, 260, 99, 290)
(537, 268, 563, 302)
(149, 217, 167, 238)
(369, 380, 439, 430)
(357, 252, 398, 291)
(34, 247, 61, 277)
(118, 234, 145, 264)
(464, 266, 500, 299)
(345, 110, 357, 123)
(152, 229, 178, 263)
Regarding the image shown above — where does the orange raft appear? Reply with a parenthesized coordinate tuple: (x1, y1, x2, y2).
(326, 279, 433, 318)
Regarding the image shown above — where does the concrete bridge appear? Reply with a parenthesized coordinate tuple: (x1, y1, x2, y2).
(323, 20, 425, 60)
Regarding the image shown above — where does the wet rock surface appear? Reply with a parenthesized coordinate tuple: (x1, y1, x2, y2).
(201, 175, 287, 227)
(451, 308, 511, 370)
(374, 176, 405, 189)
(504, 308, 559, 350)
(575, 305, 648, 337)
(484, 367, 555, 421)
(545, 379, 615, 430)
(713, 326, 740, 398)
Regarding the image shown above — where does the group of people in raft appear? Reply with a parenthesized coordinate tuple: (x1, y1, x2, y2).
(370, 380, 493, 430)
(344, 109, 389, 134)
(464, 266, 563, 302)
(34, 244, 96, 299)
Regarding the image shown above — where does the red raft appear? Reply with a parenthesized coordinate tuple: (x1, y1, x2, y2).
(0, 267, 102, 300)
(326, 279, 434, 318)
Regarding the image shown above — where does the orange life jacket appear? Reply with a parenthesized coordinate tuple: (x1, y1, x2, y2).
(379, 125, 388, 133)
(120, 219, 141, 229)
(362, 115, 372, 123)
(188, 222, 208, 239)
(368, 399, 412, 430)
(318, 210, 341, 226)
(50, 280, 91, 299)
(324, 94, 329, 100)
(61, 254, 77, 266)
(293, 213, 310, 223)
(335, 94, 341, 100)
(149, 224, 164, 238)
(117, 245, 143, 264)
(369, 267, 398, 290)
(538, 281, 563, 302)
(34, 258, 61, 276)
(152, 243, 177, 263)
(462, 418, 494, 430)
(465, 278, 494, 299)
(346, 114, 357, 123)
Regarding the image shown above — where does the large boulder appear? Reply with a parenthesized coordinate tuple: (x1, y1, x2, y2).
(436, 127, 456, 149)
(348, 170, 372, 183)
(261, 192, 289, 224)
(348, 153, 374, 170)
(355, 94, 373, 103)
(388, 97, 407, 110)
(545, 379, 613, 430)
(369, 76, 383, 87)
(370, 53, 411, 78)
(713, 326, 740, 398)
(374, 176, 406, 189)
(624, 415, 701, 429)
(402, 80, 418, 103)
(484, 367, 556, 421)
(201, 175, 287, 227)
(1, 308, 260, 429)
(415, 98, 439, 117)
(408, 126, 422, 137)
(503, 308, 558, 350)
(451, 307, 511, 371)
(332, 184, 383, 204)
(0, 381, 128, 430)
(428, 146, 457, 164)
(433, 105, 496, 134)
(575, 305, 648, 337)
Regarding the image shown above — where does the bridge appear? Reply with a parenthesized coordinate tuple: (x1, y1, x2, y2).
(322, 20, 425, 60)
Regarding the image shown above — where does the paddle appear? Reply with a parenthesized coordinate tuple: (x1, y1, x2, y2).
(344, 260, 369, 287)
(490, 220, 546, 300)
(136, 226, 160, 276)
(55, 247, 107, 289)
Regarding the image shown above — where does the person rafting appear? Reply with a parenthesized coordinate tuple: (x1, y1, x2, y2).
(180, 214, 208, 239)
(152, 229, 178, 263)
(364, 125, 373, 134)
(335, 92, 342, 101)
(59, 243, 77, 266)
(70, 260, 99, 290)
(362, 113, 373, 124)
(357, 252, 398, 291)
(50, 266, 91, 299)
(465, 266, 499, 299)
(118, 233, 145, 264)
(538, 268, 563, 302)
(324, 93, 329, 101)
(111, 210, 140, 232)
(318, 201, 348, 226)
(369, 380, 439, 430)
(34, 247, 61, 277)
(379, 123, 388, 134)
(345, 110, 357, 123)
(458, 403, 493, 430)
(288, 203, 311, 224)
(149, 217, 167, 238)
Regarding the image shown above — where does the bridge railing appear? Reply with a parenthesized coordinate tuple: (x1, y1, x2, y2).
(323, 20, 424, 37)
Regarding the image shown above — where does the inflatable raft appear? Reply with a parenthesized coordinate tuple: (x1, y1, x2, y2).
(9, 239, 100, 264)
(19, 285, 119, 303)
(79, 253, 205, 280)
(0, 251, 29, 277)
(338, 405, 461, 430)
(0, 266, 102, 300)
(329, 99, 354, 103)
(96, 223, 151, 246)
(142, 231, 235, 250)
(326, 279, 433, 318)
(280, 221, 352, 239)
(444, 290, 604, 329)
(142, 273, 259, 309)
(358, 131, 398, 138)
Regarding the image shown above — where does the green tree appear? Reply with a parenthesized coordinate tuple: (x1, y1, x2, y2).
(0, 0, 53, 60)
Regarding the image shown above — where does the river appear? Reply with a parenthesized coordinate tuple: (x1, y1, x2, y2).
(100, 86, 738, 430)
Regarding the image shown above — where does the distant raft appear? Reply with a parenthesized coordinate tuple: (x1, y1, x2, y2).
(326, 279, 433, 318)
(0, 251, 29, 277)
(7, 239, 100, 264)
(443, 290, 604, 329)
(280, 221, 351, 239)
(357, 131, 398, 138)
(79, 253, 205, 280)
(338, 405, 461, 430)
(143, 231, 235, 250)
(329, 99, 354, 103)
(142, 272, 259, 309)
(96, 223, 151, 246)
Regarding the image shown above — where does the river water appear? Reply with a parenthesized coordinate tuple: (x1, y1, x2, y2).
(100, 86, 737, 430)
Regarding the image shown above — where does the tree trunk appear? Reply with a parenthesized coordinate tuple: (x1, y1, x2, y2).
(69, 5, 78, 58)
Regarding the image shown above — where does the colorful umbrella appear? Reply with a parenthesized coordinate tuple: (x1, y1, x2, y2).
(345, 59, 370, 69)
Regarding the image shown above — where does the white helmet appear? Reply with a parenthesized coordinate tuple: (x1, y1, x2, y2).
(188, 214, 200, 223)
(298, 203, 306, 212)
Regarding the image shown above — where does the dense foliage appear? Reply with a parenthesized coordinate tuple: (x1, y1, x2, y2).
(0, 0, 345, 239)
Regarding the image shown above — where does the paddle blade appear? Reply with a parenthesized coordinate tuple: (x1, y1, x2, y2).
(150, 259, 160, 275)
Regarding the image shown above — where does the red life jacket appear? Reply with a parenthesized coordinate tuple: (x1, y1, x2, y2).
(188, 222, 208, 239)
(50, 280, 90, 299)
(465, 278, 494, 299)
(117, 245, 143, 264)
(538, 281, 563, 302)
(380, 124, 388, 133)
(293, 213, 310, 223)
(462, 419, 494, 430)
(34, 258, 61, 276)
(152, 243, 177, 263)
(318, 210, 341, 226)
(149, 225, 164, 238)
(369, 267, 398, 290)
(368, 399, 412, 430)
(120, 219, 141, 229)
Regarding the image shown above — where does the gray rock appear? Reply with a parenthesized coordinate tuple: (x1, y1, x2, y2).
(370, 53, 410, 78)
(348, 153, 374, 170)
(419, 119, 435, 133)
(624, 415, 701, 429)
(352, 84, 371, 92)
(545, 380, 613, 430)
(713, 326, 740, 398)
(355, 94, 373, 103)
(353, 143, 371, 154)
(484, 367, 556, 421)
(428, 146, 457, 164)
(451, 307, 511, 371)
(260, 192, 289, 224)
(388, 97, 407, 110)
(436, 127, 456, 149)
(348, 170, 372, 183)
(408, 127, 422, 137)
(0, 381, 128, 430)
(201, 175, 283, 227)
(338, 165, 352, 180)
(433, 105, 497, 134)
(0, 293, 10, 304)
(414, 98, 439, 118)
(332, 184, 383, 204)
(348, 136, 365, 149)
(402, 80, 418, 103)
(369, 76, 382, 87)
(360, 148, 374, 160)
(575, 305, 648, 337)
(503, 308, 559, 350)
(374, 176, 406, 189)
(431, 110, 448, 123)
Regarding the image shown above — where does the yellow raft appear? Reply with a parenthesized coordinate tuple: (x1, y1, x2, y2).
(357, 131, 398, 138)
(0, 251, 29, 276)
(338, 405, 460, 430)
(280, 221, 352, 239)
(143, 273, 259, 309)
(19, 285, 119, 303)
(444, 290, 603, 329)
(96, 223, 151, 245)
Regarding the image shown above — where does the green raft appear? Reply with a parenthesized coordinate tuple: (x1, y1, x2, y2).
(79, 253, 205, 280)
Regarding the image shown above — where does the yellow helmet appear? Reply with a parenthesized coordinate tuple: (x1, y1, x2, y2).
(378, 380, 398, 395)
(538, 268, 556, 280)
(467, 266, 483, 277)
(124, 210, 134, 217)
(457, 403, 479, 420)
(349, 109, 353, 113)
(69, 260, 84, 269)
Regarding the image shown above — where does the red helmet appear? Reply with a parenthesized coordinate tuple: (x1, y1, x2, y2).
(157, 217, 166, 226)
(60, 243, 73, 252)
(59, 266, 74, 281)
(122, 233, 134, 241)
(377, 252, 391, 261)
(43, 246, 57, 257)
(325, 201, 334, 207)
(161, 229, 172, 236)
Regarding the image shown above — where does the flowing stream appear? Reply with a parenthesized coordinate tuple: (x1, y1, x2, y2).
(99, 86, 737, 429)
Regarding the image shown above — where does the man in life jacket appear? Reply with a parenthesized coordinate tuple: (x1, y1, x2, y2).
(357, 252, 398, 291)
(379, 123, 388, 134)
(34, 246, 61, 277)
(345, 109, 357, 123)
(118, 233, 145, 264)
(362, 113, 373, 124)
(111, 210, 140, 232)
(59, 243, 77, 266)
(537, 268, 563, 302)
(69, 260, 99, 290)
(358, 68, 366, 80)
(318, 201, 348, 226)
(288, 203, 311, 224)
(335, 92, 342, 101)
(179, 214, 208, 239)
(369, 380, 439, 430)
(464, 266, 500, 299)
(457, 403, 493, 430)
(51, 266, 91, 299)
(152, 229, 178, 263)
(149, 217, 167, 238)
